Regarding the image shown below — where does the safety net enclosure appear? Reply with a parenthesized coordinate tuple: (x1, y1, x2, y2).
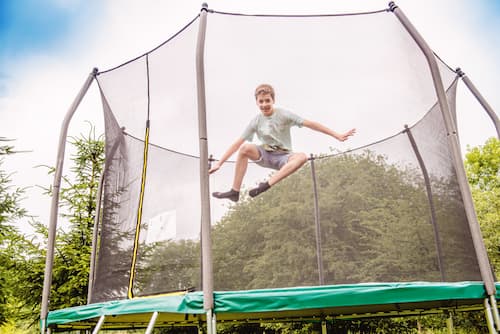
(43, 2, 499, 332)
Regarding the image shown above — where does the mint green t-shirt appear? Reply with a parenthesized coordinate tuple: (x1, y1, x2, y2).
(241, 107, 304, 152)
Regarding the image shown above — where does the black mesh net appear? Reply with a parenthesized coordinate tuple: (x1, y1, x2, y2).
(90, 8, 481, 303)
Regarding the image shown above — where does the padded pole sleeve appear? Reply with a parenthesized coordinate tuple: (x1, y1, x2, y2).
(40, 68, 97, 333)
(404, 125, 446, 281)
(456, 68, 500, 139)
(196, 3, 214, 312)
(310, 155, 325, 285)
(88, 172, 105, 303)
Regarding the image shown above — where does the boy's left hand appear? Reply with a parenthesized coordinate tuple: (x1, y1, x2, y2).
(337, 128, 356, 141)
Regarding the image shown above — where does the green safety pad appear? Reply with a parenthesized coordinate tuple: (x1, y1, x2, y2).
(47, 282, 499, 328)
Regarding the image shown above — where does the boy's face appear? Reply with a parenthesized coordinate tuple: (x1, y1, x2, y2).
(255, 93, 274, 116)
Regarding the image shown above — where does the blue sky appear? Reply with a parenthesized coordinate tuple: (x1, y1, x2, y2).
(0, 0, 101, 96)
(1, 1, 498, 86)
(1, 1, 74, 57)
(1, 1, 499, 76)
(0, 0, 499, 233)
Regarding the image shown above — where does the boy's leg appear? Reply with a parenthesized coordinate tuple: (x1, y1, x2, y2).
(249, 152, 308, 198)
(232, 144, 260, 191)
(212, 144, 260, 201)
(268, 152, 308, 186)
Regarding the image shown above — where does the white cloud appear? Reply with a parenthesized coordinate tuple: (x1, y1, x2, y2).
(1, 0, 498, 234)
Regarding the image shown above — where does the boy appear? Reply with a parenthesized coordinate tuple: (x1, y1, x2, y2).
(209, 84, 356, 202)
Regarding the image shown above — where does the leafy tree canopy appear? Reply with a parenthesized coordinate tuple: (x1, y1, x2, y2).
(465, 137, 500, 277)
(3, 126, 104, 328)
(0, 139, 29, 327)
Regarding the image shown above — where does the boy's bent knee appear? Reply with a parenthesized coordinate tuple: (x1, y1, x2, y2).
(293, 152, 308, 165)
(239, 143, 259, 159)
(285, 152, 307, 169)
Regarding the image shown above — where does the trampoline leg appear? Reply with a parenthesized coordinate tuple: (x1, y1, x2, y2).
(206, 309, 216, 334)
(446, 312, 454, 334)
(40, 319, 46, 334)
(490, 295, 500, 331)
(145, 311, 159, 334)
(212, 311, 217, 334)
(484, 299, 498, 334)
(92, 315, 105, 334)
(321, 320, 327, 334)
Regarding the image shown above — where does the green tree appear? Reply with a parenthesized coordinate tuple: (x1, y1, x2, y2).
(209, 145, 489, 332)
(0, 138, 28, 326)
(0, 138, 25, 240)
(7, 126, 104, 327)
(465, 137, 500, 278)
(5, 222, 46, 329)
(135, 239, 200, 296)
(212, 150, 477, 290)
(48, 126, 105, 309)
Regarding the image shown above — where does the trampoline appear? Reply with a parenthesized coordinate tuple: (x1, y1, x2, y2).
(47, 282, 500, 330)
(41, 2, 500, 333)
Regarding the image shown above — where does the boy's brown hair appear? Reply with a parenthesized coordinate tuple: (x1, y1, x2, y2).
(254, 84, 275, 101)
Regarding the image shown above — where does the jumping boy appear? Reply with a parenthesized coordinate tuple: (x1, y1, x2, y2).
(209, 83, 356, 202)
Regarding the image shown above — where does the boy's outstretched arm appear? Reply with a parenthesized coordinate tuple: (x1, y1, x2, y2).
(209, 137, 245, 174)
(303, 119, 356, 142)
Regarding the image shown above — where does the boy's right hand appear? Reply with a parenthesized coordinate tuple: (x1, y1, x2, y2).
(209, 162, 221, 174)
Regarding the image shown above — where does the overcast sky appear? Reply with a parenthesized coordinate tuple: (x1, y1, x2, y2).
(1, 0, 499, 234)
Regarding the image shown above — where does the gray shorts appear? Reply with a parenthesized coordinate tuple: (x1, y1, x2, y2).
(254, 146, 291, 170)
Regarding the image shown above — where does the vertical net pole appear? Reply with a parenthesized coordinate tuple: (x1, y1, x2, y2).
(456, 68, 500, 139)
(310, 155, 324, 285)
(87, 172, 105, 303)
(389, 1, 496, 297)
(87, 134, 121, 303)
(40, 68, 97, 334)
(404, 125, 446, 281)
(196, 3, 214, 316)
